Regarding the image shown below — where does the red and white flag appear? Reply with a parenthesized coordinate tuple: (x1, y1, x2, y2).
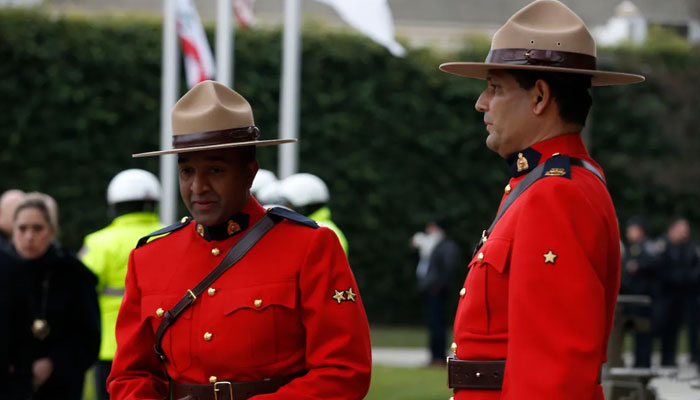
(233, 0, 256, 30)
(175, 0, 216, 88)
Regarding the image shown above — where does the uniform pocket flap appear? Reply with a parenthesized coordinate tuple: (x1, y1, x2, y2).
(469, 237, 512, 274)
(223, 281, 297, 315)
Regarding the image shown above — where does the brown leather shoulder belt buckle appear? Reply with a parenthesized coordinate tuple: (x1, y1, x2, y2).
(447, 356, 505, 390)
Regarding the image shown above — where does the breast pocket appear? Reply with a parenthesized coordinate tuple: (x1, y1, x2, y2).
(218, 281, 299, 367)
(459, 237, 512, 334)
(141, 294, 192, 372)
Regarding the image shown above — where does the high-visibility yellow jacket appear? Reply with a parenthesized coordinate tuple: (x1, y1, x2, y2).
(308, 206, 348, 255)
(80, 212, 162, 361)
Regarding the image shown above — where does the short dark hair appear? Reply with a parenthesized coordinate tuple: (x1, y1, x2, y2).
(505, 70, 592, 126)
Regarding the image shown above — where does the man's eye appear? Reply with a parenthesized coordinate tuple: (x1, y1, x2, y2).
(210, 167, 223, 174)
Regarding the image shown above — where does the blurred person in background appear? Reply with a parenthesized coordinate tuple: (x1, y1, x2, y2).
(411, 216, 459, 367)
(250, 168, 277, 198)
(0, 189, 25, 248)
(654, 217, 700, 366)
(438, 0, 644, 398)
(79, 169, 163, 400)
(280, 173, 349, 255)
(11, 195, 100, 400)
(620, 217, 657, 368)
(0, 244, 33, 399)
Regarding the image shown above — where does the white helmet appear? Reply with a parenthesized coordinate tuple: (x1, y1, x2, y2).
(255, 181, 288, 207)
(280, 173, 329, 207)
(251, 169, 278, 196)
(107, 169, 161, 204)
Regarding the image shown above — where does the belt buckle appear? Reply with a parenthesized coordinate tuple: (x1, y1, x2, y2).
(214, 381, 233, 400)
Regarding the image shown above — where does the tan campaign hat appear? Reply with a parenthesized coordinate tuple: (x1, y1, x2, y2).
(439, 0, 644, 86)
(133, 80, 295, 158)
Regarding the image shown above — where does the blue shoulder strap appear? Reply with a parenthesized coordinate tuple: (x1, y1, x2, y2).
(136, 217, 192, 248)
(267, 207, 319, 229)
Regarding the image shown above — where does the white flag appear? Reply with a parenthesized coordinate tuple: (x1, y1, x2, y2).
(233, 0, 256, 30)
(315, 0, 406, 57)
(175, 0, 216, 88)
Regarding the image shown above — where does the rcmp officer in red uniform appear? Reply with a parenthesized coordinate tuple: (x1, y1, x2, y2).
(107, 81, 372, 399)
(439, 1, 645, 399)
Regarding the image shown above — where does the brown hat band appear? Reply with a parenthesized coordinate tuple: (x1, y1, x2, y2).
(173, 126, 261, 148)
(485, 48, 596, 70)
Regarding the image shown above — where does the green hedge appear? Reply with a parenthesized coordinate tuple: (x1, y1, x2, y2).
(1, 9, 699, 323)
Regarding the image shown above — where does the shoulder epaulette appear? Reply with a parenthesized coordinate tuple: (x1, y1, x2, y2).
(541, 154, 572, 179)
(136, 216, 192, 248)
(267, 207, 319, 229)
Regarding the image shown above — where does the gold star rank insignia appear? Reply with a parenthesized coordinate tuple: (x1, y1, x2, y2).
(345, 288, 357, 302)
(543, 250, 558, 264)
(332, 289, 346, 304)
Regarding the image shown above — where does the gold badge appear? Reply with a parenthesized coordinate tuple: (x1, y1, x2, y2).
(196, 224, 205, 237)
(544, 168, 566, 177)
(345, 288, 357, 302)
(543, 250, 558, 264)
(516, 152, 529, 172)
(32, 319, 50, 340)
(332, 289, 346, 304)
(227, 220, 241, 235)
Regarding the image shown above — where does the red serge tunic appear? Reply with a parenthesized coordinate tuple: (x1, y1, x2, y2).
(453, 134, 621, 400)
(107, 197, 372, 399)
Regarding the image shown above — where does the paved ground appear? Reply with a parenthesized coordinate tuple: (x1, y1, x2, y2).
(372, 348, 700, 399)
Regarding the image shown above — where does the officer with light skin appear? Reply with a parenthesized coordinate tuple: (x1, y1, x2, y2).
(439, 1, 644, 399)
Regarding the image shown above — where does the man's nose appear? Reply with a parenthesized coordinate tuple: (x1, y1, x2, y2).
(475, 91, 489, 112)
(191, 172, 211, 194)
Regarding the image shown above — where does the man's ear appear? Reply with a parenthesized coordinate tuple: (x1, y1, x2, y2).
(532, 79, 552, 115)
(246, 161, 259, 189)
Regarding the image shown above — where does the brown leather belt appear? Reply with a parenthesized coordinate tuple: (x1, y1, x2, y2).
(448, 356, 602, 390)
(171, 372, 305, 400)
(447, 357, 505, 390)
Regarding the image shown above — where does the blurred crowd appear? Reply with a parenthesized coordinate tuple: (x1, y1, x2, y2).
(620, 216, 700, 368)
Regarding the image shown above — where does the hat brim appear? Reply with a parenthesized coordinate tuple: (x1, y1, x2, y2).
(132, 138, 297, 158)
(439, 62, 644, 86)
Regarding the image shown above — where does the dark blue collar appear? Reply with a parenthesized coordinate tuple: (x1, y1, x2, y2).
(505, 147, 542, 177)
(194, 212, 250, 241)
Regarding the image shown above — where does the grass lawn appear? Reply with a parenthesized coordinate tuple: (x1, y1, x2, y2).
(366, 365, 452, 400)
(371, 324, 452, 348)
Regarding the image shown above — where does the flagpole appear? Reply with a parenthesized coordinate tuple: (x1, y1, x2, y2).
(278, 0, 301, 179)
(216, 0, 234, 87)
(159, 0, 180, 225)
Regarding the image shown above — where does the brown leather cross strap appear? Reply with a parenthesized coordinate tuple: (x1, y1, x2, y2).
(486, 48, 597, 70)
(171, 371, 306, 400)
(447, 357, 505, 390)
(173, 126, 261, 148)
(153, 213, 279, 362)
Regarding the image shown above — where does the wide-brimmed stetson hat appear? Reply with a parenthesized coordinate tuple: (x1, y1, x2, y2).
(133, 80, 295, 157)
(440, 0, 644, 86)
